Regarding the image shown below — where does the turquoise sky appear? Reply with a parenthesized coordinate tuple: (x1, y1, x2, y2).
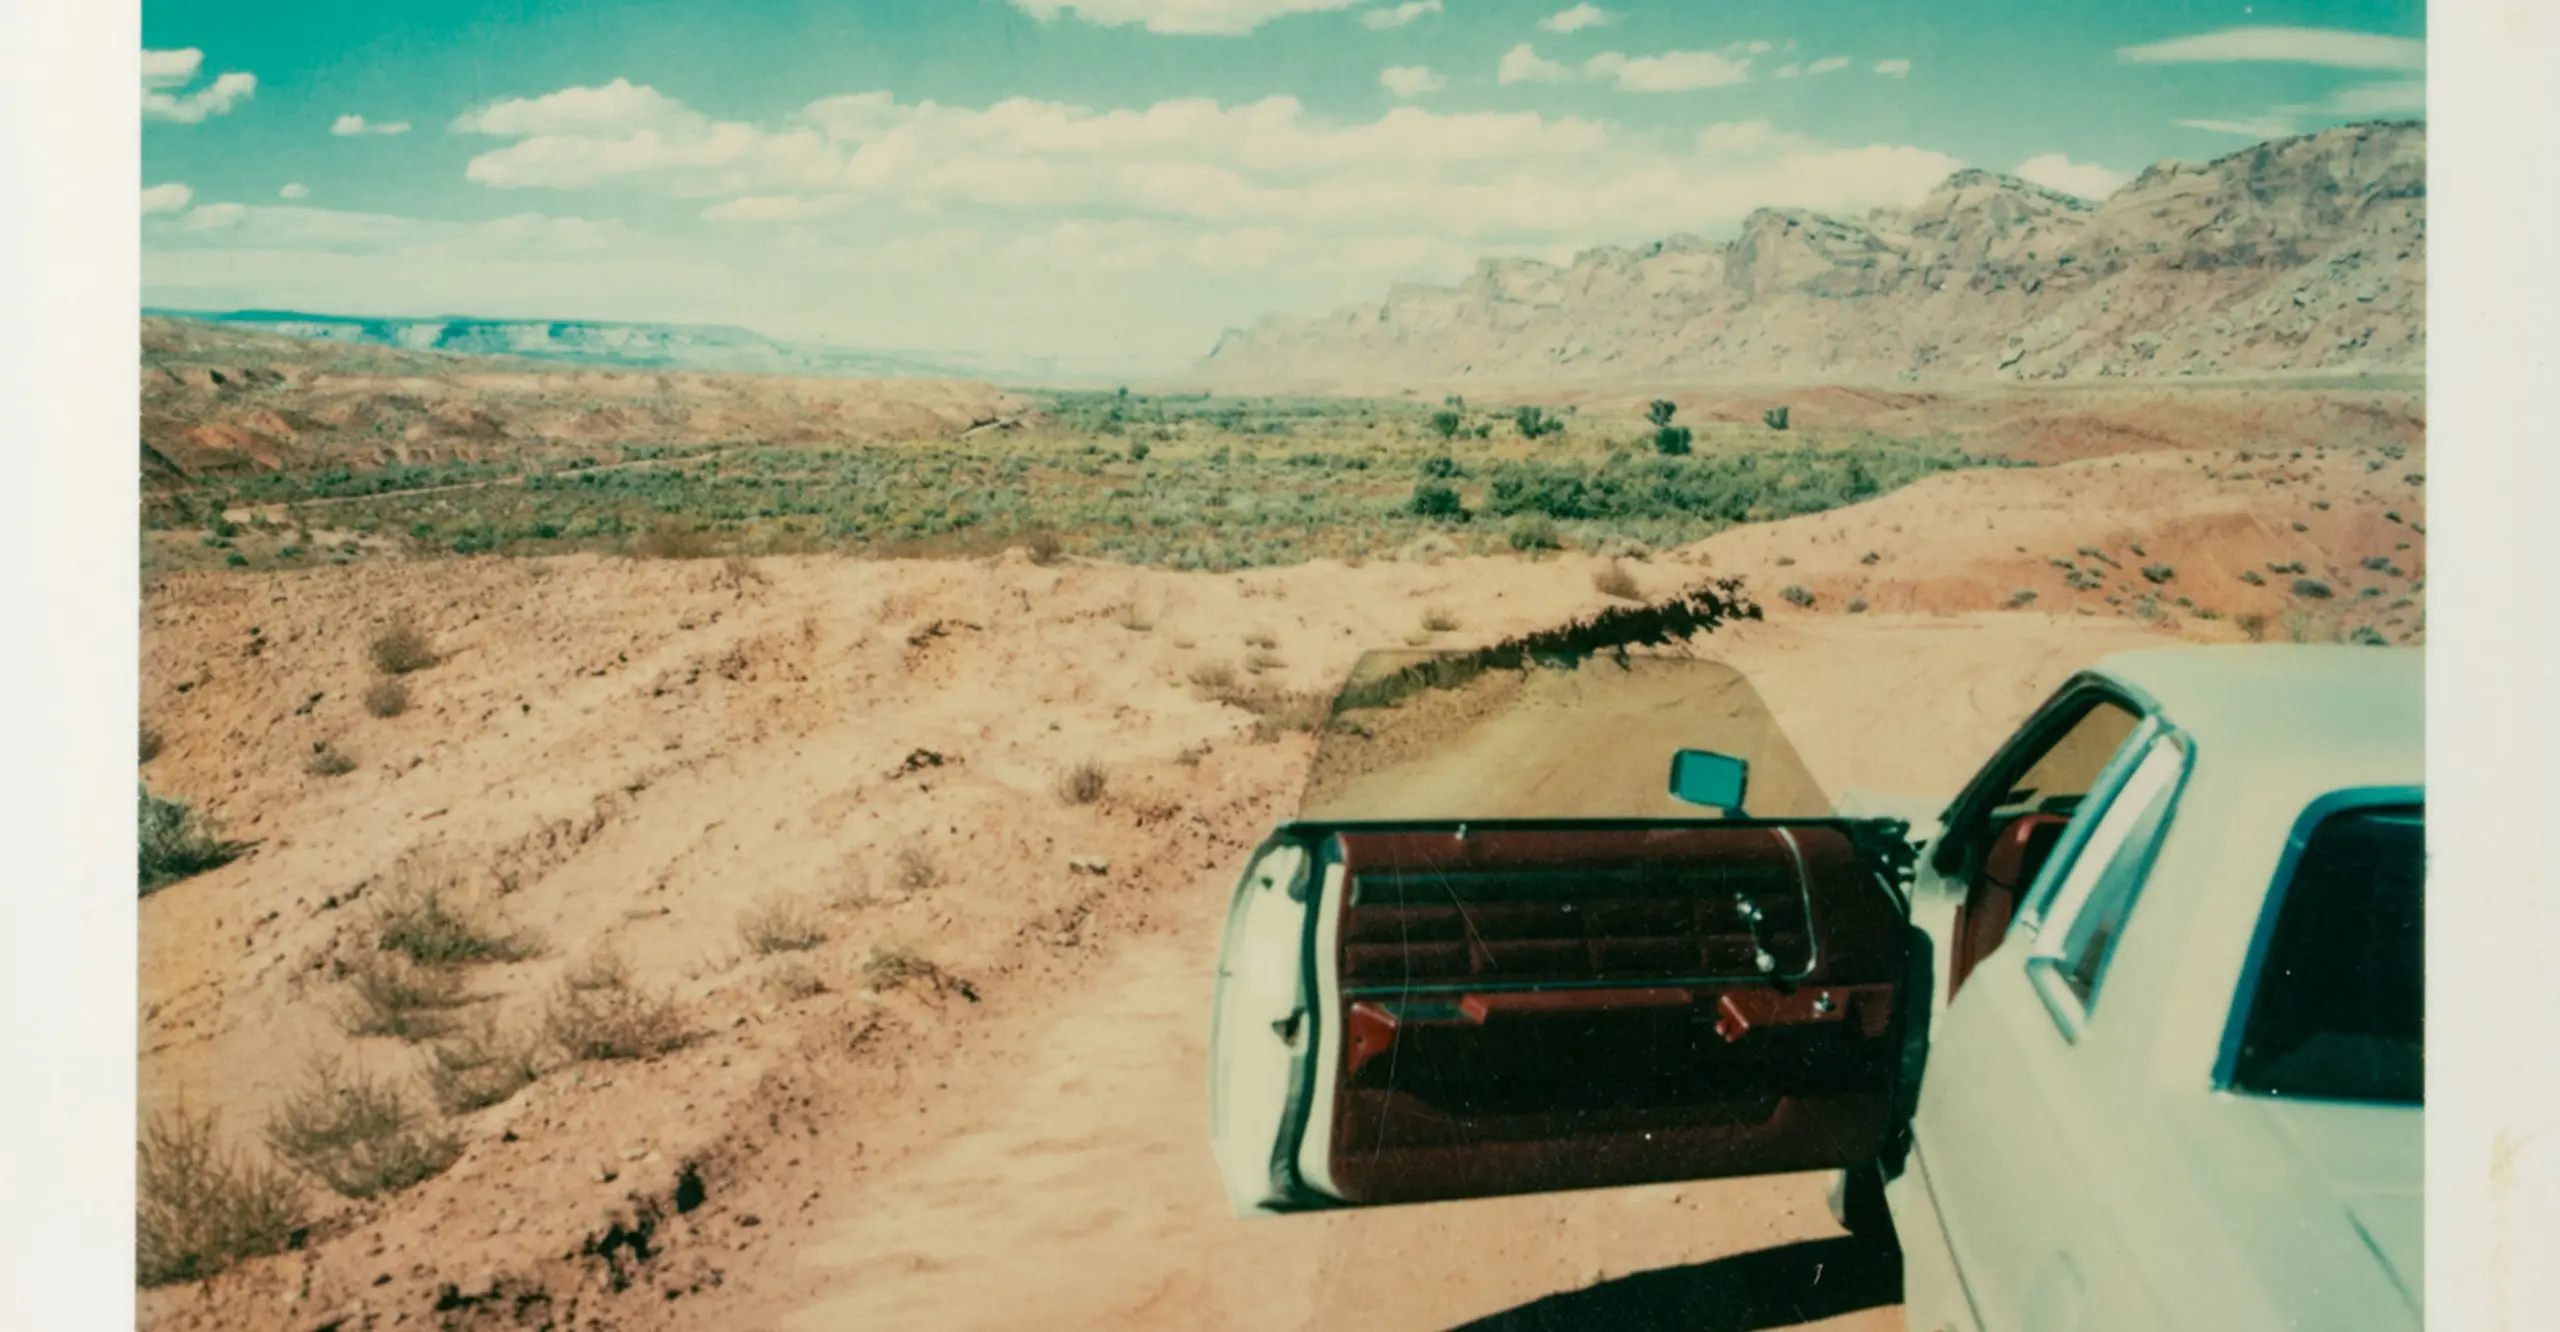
(140, 0, 2425, 371)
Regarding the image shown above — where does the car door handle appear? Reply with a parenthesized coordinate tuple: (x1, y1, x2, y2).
(1270, 1008, 1304, 1044)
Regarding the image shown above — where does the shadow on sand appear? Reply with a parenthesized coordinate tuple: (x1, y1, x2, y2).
(1446, 1234, 1902, 1332)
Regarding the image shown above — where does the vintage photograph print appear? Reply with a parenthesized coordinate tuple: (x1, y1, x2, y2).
(134, 2, 2425, 1328)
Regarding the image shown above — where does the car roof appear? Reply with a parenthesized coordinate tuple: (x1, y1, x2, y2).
(2090, 645, 2423, 783)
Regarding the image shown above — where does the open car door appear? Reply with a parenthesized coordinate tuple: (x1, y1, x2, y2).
(1210, 650, 1920, 1214)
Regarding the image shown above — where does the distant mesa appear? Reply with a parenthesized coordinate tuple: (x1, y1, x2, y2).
(140, 308, 1102, 385)
(1197, 121, 2425, 388)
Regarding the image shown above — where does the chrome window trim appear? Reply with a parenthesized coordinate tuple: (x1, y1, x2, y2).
(2020, 729, 2194, 1042)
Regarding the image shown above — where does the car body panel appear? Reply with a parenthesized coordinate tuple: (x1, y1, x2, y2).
(1893, 646, 2423, 1332)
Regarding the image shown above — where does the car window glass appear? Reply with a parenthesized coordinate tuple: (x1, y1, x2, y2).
(2030, 734, 2185, 1011)
(2230, 804, 2424, 1104)
(2001, 700, 2140, 818)
(2050, 737, 2185, 1007)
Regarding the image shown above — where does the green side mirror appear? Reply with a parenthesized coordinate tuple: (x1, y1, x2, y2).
(1669, 749, 1750, 813)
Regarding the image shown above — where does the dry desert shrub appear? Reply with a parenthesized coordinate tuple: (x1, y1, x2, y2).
(263, 1059, 461, 1200)
(1022, 530, 1066, 565)
(139, 786, 241, 896)
(862, 943, 940, 990)
(362, 678, 410, 718)
(560, 942, 633, 993)
(1054, 758, 1110, 805)
(633, 522, 718, 560)
(1592, 562, 1642, 601)
(304, 742, 358, 778)
(895, 842, 942, 894)
(737, 890, 827, 954)
(140, 724, 164, 764)
(1244, 690, 1332, 741)
(1243, 628, 1279, 649)
(545, 951, 687, 1062)
(1114, 603, 1156, 632)
(420, 1018, 546, 1115)
(368, 614, 439, 675)
(1187, 661, 1240, 694)
(763, 959, 828, 1003)
(1245, 648, 1286, 674)
(718, 553, 770, 588)
(338, 954, 468, 1041)
(372, 859, 536, 966)
(1419, 606, 1460, 633)
(136, 1107, 307, 1288)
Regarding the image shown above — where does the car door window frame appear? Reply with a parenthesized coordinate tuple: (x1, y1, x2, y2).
(1930, 675, 2157, 891)
(2018, 729, 2192, 1042)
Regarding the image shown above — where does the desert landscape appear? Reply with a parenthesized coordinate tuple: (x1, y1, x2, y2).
(137, 116, 2425, 1331)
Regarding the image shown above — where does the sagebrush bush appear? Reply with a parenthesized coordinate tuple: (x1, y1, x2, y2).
(1507, 517, 1561, 552)
(1054, 758, 1109, 805)
(338, 954, 468, 1041)
(1188, 661, 1240, 694)
(136, 1108, 307, 1288)
(139, 786, 239, 896)
(544, 965, 687, 1062)
(1407, 482, 1465, 519)
(368, 615, 438, 675)
(1420, 606, 1459, 633)
(304, 743, 358, 778)
(862, 943, 940, 990)
(1780, 585, 1816, 608)
(895, 842, 942, 893)
(372, 865, 534, 967)
(1592, 563, 1642, 601)
(263, 1060, 460, 1200)
(2291, 578, 2335, 600)
(737, 891, 826, 954)
(421, 1019, 545, 1115)
(362, 678, 410, 717)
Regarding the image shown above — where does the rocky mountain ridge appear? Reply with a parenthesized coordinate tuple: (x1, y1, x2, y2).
(1196, 121, 2424, 388)
(147, 309, 1119, 386)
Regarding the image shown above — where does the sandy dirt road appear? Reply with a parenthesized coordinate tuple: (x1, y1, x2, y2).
(753, 617, 2175, 1332)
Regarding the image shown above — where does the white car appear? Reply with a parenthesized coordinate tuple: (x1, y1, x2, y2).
(1208, 645, 2422, 1331)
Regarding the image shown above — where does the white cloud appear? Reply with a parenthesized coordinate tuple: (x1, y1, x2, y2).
(330, 114, 412, 136)
(1540, 4, 1613, 34)
(1380, 65, 1446, 97)
(279, 182, 310, 200)
(1360, 0, 1439, 30)
(2013, 153, 2128, 200)
(140, 183, 193, 215)
(141, 49, 203, 89)
(1008, 0, 1360, 35)
(1498, 43, 1576, 84)
(141, 49, 255, 124)
(2117, 26, 2423, 70)
(1504, 43, 1758, 92)
(1693, 120, 1808, 155)
(2174, 117, 2298, 138)
(1872, 58, 1911, 78)
(703, 194, 842, 222)
(1804, 55, 1850, 75)
(2306, 79, 2425, 116)
(1589, 48, 1751, 92)
(452, 78, 691, 136)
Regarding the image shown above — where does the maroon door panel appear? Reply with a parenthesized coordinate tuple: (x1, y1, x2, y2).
(1317, 825, 1910, 1205)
